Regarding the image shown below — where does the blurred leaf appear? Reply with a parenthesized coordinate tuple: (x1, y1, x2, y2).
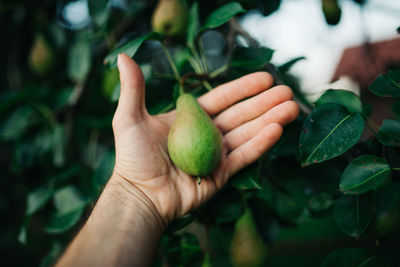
(44, 208, 84, 234)
(260, 0, 281, 16)
(187, 2, 199, 46)
(52, 124, 66, 167)
(68, 40, 91, 82)
(308, 192, 334, 215)
(53, 186, 88, 213)
(231, 47, 274, 70)
(278, 56, 305, 74)
(111, 84, 121, 102)
(88, 0, 109, 26)
(199, 2, 245, 32)
(102, 67, 120, 99)
(369, 68, 400, 98)
(321, 247, 374, 267)
(376, 119, 400, 147)
(18, 217, 29, 245)
(315, 89, 362, 114)
(339, 155, 391, 195)
(368, 182, 400, 238)
(165, 233, 203, 267)
(299, 104, 364, 167)
(229, 163, 262, 190)
(0, 106, 38, 141)
(393, 99, 400, 119)
(333, 193, 373, 238)
(39, 242, 62, 267)
(92, 149, 115, 189)
(26, 186, 54, 216)
(104, 32, 162, 68)
(165, 213, 196, 235)
(51, 86, 73, 110)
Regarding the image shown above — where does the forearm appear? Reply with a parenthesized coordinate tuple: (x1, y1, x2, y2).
(56, 173, 165, 267)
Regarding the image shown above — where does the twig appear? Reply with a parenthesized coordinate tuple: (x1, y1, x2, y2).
(230, 18, 259, 47)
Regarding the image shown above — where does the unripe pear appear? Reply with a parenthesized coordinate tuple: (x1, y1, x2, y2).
(151, 0, 188, 38)
(28, 34, 55, 76)
(230, 208, 267, 267)
(167, 93, 222, 176)
(322, 0, 341, 25)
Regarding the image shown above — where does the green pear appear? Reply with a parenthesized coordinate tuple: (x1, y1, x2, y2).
(167, 93, 222, 176)
(322, 0, 341, 25)
(151, 0, 188, 38)
(28, 34, 55, 76)
(230, 208, 267, 267)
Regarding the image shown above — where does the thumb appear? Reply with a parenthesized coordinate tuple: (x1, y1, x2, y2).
(115, 53, 146, 122)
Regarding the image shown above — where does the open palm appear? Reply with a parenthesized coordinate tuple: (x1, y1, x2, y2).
(112, 54, 299, 226)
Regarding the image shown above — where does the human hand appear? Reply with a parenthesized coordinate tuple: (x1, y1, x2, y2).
(112, 53, 299, 228)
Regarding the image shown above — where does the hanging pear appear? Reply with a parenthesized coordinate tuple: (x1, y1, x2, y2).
(151, 0, 188, 38)
(28, 34, 55, 76)
(322, 0, 342, 25)
(230, 208, 267, 267)
(167, 93, 222, 177)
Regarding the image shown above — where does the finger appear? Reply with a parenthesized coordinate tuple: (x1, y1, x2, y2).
(197, 72, 273, 116)
(114, 53, 146, 124)
(228, 123, 283, 176)
(214, 85, 293, 133)
(224, 101, 299, 151)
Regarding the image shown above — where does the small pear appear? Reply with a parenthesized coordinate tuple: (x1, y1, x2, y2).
(230, 208, 267, 267)
(167, 93, 222, 176)
(28, 34, 55, 76)
(151, 0, 188, 38)
(322, 0, 342, 25)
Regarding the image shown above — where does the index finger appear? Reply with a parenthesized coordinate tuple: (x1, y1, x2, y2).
(197, 72, 274, 116)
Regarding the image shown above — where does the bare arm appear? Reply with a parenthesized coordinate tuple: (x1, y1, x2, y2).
(56, 53, 299, 266)
(57, 173, 164, 267)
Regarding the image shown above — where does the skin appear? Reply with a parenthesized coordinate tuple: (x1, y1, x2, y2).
(56, 53, 299, 267)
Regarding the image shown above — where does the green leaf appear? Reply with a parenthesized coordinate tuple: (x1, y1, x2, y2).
(368, 68, 400, 97)
(92, 149, 115, 189)
(278, 56, 305, 74)
(44, 208, 84, 234)
(199, 2, 245, 32)
(53, 186, 88, 213)
(299, 103, 364, 167)
(229, 163, 262, 190)
(39, 242, 62, 267)
(308, 193, 334, 215)
(165, 213, 196, 235)
(376, 119, 400, 147)
(164, 233, 203, 267)
(315, 89, 362, 114)
(340, 155, 391, 194)
(68, 40, 91, 82)
(0, 106, 37, 140)
(321, 247, 375, 267)
(231, 47, 274, 70)
(26, 186, 54, 216)
(393, 99, 400, 120)
(333, 194, 373, 238)
(186, 2, 199, 46)
(104, 32, 162, 68)
(52, 124, 66, 167)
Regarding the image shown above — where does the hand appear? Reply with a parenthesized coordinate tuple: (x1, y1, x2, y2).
(112, 53, 299, 228)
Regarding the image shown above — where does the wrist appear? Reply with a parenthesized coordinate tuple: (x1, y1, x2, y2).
(107, 172, 166, 234)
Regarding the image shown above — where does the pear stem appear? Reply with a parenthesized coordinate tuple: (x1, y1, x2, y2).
(210, 64, 229, 78)
(202, 80, 213, 91)
(161, 43, 181, 81)
(198, 40, 209, 73)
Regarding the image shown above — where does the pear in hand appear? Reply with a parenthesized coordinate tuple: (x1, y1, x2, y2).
(167, 93, 222, 177)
